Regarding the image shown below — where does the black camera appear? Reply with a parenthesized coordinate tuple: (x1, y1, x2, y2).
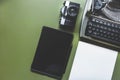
(59, 1, 80, 29)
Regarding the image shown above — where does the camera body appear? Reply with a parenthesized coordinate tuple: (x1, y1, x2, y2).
(59, 1, 80, 29)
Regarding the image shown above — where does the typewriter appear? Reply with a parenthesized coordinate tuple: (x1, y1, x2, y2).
(80, 0, 120, 51)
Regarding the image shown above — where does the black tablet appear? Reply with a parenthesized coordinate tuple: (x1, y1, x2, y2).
(31, 26, 73, 79)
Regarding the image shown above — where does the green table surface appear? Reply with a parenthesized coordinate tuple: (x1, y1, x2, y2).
(0, 0, 119, 80)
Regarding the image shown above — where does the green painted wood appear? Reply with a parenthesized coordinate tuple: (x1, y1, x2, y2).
(0, 0, 86, 80)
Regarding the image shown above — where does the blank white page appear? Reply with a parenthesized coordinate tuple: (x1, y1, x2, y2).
(69, 41, 118, 80)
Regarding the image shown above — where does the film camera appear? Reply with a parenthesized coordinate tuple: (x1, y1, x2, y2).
(59, 1, 80, 29)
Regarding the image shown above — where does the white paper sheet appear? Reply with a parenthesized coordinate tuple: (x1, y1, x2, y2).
(69, 41, 118, 80)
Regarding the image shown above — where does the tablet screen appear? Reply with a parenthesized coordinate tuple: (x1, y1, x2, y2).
(31, 26, 73, 79)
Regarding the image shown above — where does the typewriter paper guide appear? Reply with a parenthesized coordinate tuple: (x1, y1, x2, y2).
(69, 41, 118, 80)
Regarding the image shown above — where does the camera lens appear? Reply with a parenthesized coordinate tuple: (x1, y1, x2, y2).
(67, 6, 78, 17)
